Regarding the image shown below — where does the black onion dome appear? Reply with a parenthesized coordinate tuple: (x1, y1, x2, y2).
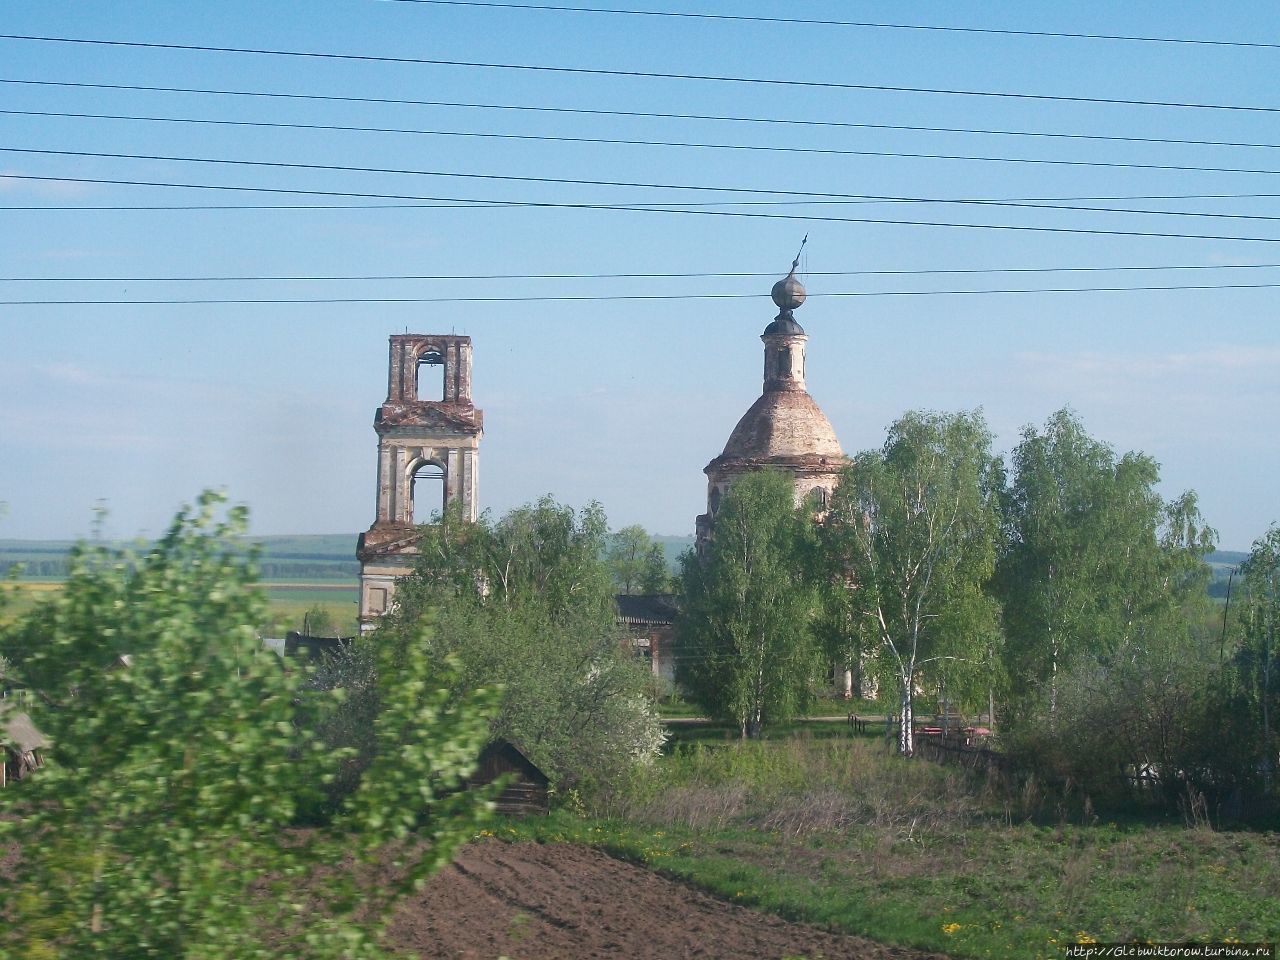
(771, 273, 806, 311)
(763, 315, 805, 336)
(765, 272, 807, 336)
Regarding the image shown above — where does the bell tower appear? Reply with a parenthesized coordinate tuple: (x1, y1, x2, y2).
(356, 334, 483, 632)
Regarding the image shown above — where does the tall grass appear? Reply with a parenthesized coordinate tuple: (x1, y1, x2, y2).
(604, 735, 1000, 836)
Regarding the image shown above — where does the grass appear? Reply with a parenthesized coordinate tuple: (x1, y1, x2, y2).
(1, 580, 359, 636)
(503, 734, 1280, 959)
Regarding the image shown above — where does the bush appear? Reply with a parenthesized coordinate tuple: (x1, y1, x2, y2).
(0, 494, 496, 959)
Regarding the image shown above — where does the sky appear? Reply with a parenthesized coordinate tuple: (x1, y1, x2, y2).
(1, 1, 1277, 550)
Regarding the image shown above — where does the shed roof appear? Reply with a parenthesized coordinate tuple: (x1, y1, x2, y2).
(1, 705, 48, 752)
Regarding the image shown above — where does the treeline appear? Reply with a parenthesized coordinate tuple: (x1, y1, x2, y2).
(678, 407, 1278, 819)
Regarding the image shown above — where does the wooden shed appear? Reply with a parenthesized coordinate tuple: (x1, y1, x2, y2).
(1, 704, 47, 788)
(470, 739, 550, 816)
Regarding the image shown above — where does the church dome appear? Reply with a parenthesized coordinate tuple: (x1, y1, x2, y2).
(719, 389, 844, 461)
(771, 273, 806, 311)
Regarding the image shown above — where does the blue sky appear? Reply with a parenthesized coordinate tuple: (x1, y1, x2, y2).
(1, 1, 1277, 549)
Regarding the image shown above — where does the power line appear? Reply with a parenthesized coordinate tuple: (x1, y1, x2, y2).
(7, 263, 1280, 283)
(3, 35, 1279, 114)
(7, 282, 1280, 306)
(386, 0, 1280, 51)
(7, 191, 1280, 213)
(15, 136, 1280, 184)
(8, 174, 1280, 243)
(9, 100, 1280, 153)
(11, 147, 1280, 210)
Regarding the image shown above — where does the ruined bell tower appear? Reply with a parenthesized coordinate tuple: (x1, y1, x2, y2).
(357, 334, 482, 632)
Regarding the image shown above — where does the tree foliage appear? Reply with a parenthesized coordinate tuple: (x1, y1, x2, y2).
(380, 497, 665, 793)
(676, 470, 820, 738)
(1236, 525, 1280, 791)
(820, 410, 1002, 756)
(995, 409, 1216, 721)
(606, 524, 670, 595)
(0, 493, 497, 960)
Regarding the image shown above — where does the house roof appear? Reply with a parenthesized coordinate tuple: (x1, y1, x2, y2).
(614, 593, 678, 626)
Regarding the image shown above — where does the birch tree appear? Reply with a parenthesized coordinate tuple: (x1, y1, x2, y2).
(995, 410, 1203, 721)
(677, 470, 820, 738)
(821, 410, 1001, 757)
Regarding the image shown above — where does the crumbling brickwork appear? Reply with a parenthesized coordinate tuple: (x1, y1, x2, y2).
(696, 273, 846, 550)
(357, 334, 482, 632)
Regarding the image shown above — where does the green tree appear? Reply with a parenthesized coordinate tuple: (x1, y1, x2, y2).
(300, 601, 336, 637)
(0, 493, 496, 960)
(1238, 525, 1280, 792)
(996, 410, 1216, 721)
(606, 524, 670, 595)
(821, 410, 1002, 756)
(677, 470, 820, 738)
(381, 497, 665, 793)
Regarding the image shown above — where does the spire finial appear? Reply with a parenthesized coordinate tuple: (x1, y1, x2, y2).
(771, 237, 808, 317)
(789, 234, 808, 276)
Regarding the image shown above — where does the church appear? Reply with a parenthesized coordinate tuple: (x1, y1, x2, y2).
(695, 262, 847, 552)
(356, 259, 848, 664)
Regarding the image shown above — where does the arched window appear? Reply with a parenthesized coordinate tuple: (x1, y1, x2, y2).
(808, 486, 829, 511)
(709, 487, 722, 514)
(410, 461, 445, 524)
(416, 349, 444, 401)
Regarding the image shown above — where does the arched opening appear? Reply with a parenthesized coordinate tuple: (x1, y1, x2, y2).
(808, 486, 830, 511)
(416, 349, 444, 401)
(410, 461, 446, 524)
(709, 487, 722, 515)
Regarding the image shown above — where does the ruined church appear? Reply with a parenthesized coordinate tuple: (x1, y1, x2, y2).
(357, 334, 482, 633)
(695, 265, 846, 550)
(355, 262, 846, 648)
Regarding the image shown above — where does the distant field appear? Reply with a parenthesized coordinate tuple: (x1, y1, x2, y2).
(262, 583, 358, 607)
(2, 580, 360, 636)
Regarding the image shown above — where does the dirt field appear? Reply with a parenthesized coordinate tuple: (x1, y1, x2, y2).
(388, 840, 953, 960)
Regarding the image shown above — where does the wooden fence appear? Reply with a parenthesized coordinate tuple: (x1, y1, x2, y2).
(914, 734, 1015, 776)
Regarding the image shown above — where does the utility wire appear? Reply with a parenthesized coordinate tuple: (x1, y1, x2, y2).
(8, 174, 1280, 243)
(7, 192, 1280, 213)
(385, 0, 1280, 51)
(3, 35, 1279, 114)
(11, 147, 1280, 208)
(8, 264, 1280, 283)
(15, 138, 1280, 183)
(9, 100, 1280, 153)
(7, 282, 1280, 306)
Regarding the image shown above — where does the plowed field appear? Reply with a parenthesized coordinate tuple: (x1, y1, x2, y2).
(388, 840, 952, 960)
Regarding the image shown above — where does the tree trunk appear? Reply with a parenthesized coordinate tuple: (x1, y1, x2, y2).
(1049, 634, 1059, 723)
(1263, 619, 1274, 793)
(898, 679, 915, 757)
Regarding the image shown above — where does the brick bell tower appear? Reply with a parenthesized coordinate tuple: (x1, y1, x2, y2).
(356, 334, 482, 633)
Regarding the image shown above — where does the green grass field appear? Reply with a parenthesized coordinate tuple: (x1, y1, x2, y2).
(2, 580, 359, 636)
(506, 732, 1279, 959)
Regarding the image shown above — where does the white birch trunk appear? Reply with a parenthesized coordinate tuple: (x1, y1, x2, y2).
(898, 679, 915, 757)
